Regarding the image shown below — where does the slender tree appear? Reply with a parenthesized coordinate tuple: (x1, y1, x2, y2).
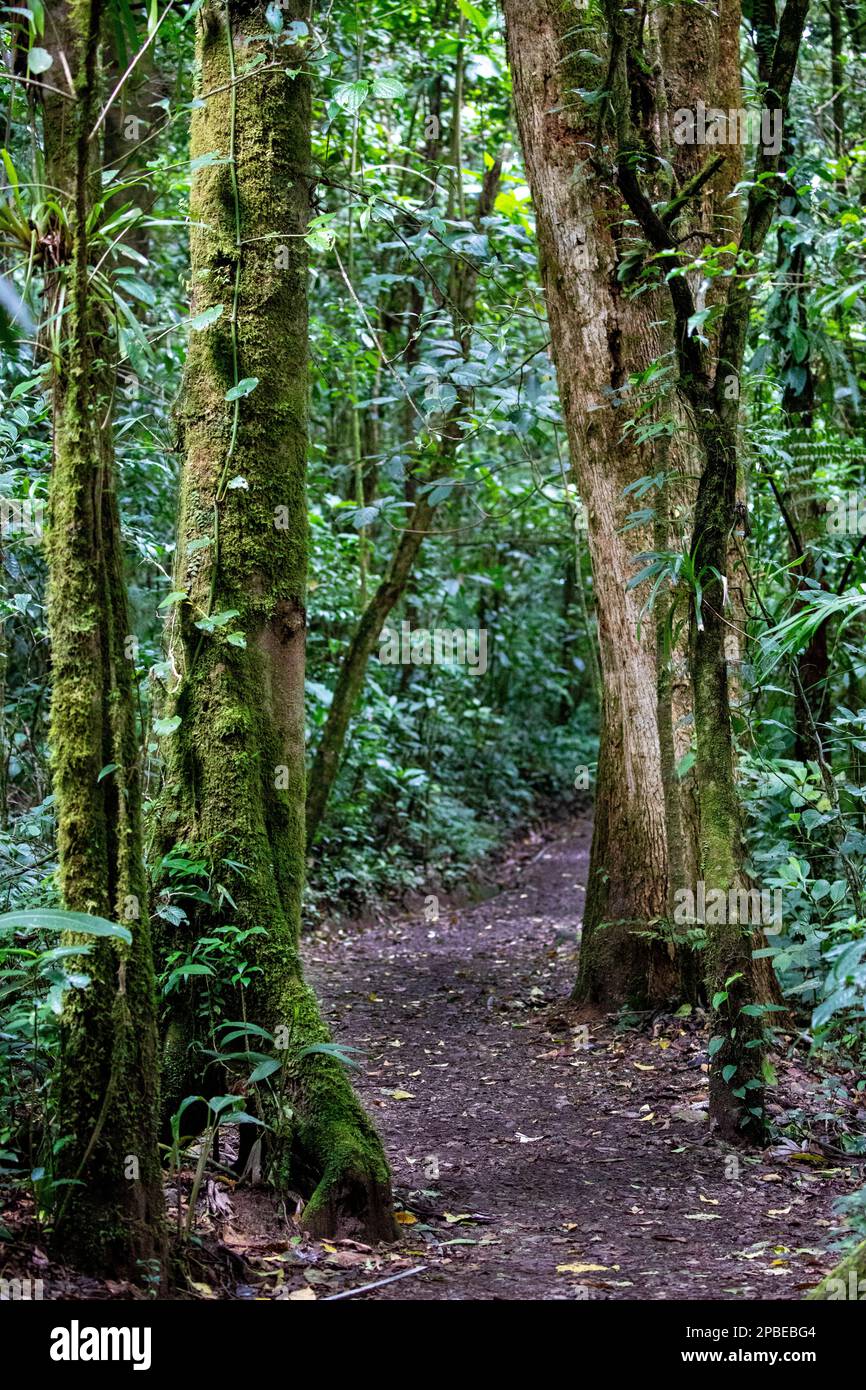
(41, 0, 164, 1274)
(305, 152, 503, 846)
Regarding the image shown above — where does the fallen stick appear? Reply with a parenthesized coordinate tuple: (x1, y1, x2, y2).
(322, 1265, 429, 1301)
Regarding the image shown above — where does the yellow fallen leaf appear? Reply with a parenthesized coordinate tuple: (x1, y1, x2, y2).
(657, 1040, 671, 1050)
(287, 1287, 317, 1300)
(322, 1243, 337, 1253)
(699, 1193, 719, 1205)
(444, 1212, 474, 1224)
(640, 1112, 655, 1122)
(394, 1210, 417, 1225)
(633, 1062, 655, 1071)
(390, 1090, 414, 1100)
(556, 1263, 618, 1274)
(768, 1206, 791, 1217)
(189, 1281, 214, 1297)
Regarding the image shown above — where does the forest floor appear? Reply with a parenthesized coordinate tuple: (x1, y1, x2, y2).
(225, 814, 863, 1301)
(5, 817, 864, 1301)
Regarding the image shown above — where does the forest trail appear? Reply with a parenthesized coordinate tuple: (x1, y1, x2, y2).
(283, 819, 853, 1302)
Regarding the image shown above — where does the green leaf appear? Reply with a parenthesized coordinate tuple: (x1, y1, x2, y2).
(27, 46, 52, 74)
(0, 909, 132, 945)
(248, 1057, 282, 1082)
(225, 377, 259, 402)
(153, 715, 181, 736)
(372, 77, 406, 100)
(334, 80, 369, 114)
(158, 590, 188, 611)
(722, 1064, 737, 1083)
(456, 0, 488, 33)
(188, 304, 225, 332)
(298, 1041, 360, 1068)
(97, 762, 119, 782)
(675, 749, 696, 779)
(707, 1035, 725, 1057)
(115, 275, 156, 308)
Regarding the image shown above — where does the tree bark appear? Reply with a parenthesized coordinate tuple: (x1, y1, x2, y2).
(503, 0, 736, 1007)
(158, 0, 396, 1240)
(608, 0, 809, 1139)
(42, 0, 164, 1277)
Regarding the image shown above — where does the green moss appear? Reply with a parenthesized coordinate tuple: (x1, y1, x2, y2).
(44, 0, 164, 1280)
(806, 1239, 866, 1300)
(154, 1, 396, 1242)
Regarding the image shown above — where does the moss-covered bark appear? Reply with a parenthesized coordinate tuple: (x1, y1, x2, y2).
(43, 0, 164, 1276)
(690, 417, 766, 1143)
(158, 0, 395, 1240)
(806, 1238, 866, 1300)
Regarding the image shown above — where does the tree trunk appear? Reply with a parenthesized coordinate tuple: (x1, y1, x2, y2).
(806, 1237, 866, 1299)
(42, 0, 164, 1276)
(504, 0, 704, 1008)
(158, 0, 395, 1241)
(608, 0, 809, 1138)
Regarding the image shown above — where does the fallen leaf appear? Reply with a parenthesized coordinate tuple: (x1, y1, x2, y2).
(390, 1090, 414, 1100)
(556, 1262, 616, 1274)
(394, 1211, 417, 1225)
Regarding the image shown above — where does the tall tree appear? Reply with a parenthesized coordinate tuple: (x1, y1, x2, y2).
(158, 0, 396, 1239)
(41, 0, 164, 1274)
(605, 0, 810, 1138)
(503, 0, 741, 1006)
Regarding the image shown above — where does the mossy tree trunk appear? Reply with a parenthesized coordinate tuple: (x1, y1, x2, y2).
(806, 1238, 866, 1299)
(42, 0, 164, 1276)
(159, 0, 395, 1240)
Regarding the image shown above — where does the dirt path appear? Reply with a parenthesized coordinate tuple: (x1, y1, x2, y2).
(8, 819, 857, 1303)
(294, 817, 857, 1301)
